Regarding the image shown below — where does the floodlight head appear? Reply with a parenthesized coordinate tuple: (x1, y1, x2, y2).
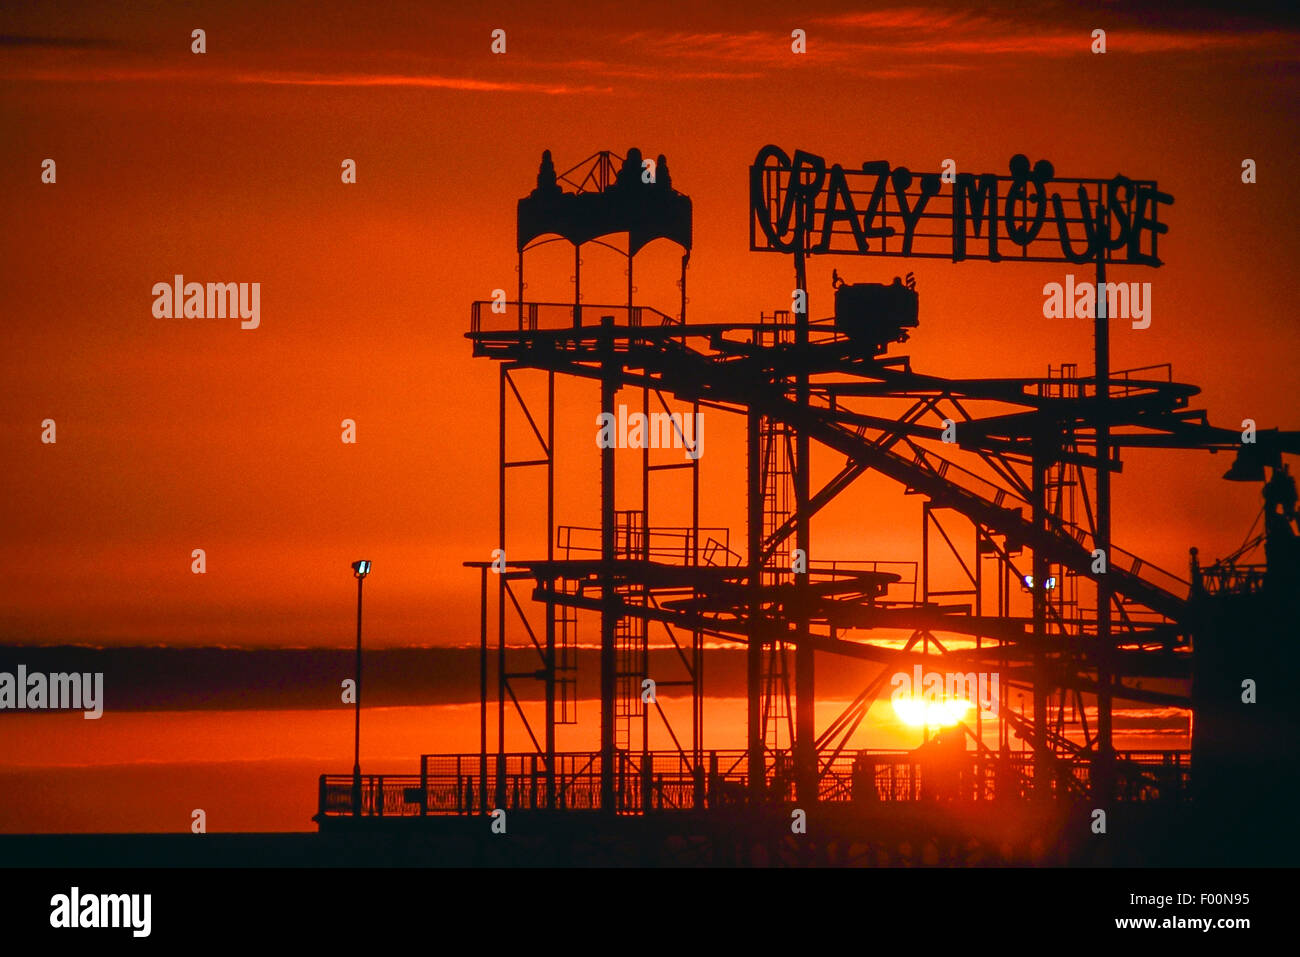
(352, 560, 372, 579)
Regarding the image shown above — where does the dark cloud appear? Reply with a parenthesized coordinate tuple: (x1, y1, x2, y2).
(0, 33, 113, 49)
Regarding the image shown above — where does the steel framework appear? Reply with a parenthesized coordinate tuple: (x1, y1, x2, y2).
(320, 148, 1300, 829)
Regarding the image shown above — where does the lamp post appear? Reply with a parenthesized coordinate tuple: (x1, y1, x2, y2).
(351, 559, 371, 816)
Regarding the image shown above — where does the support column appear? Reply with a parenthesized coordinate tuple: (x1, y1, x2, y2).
(600, 316, 618, 813)
(747, 409, 764, 798)
(641, 384, 650, 768)
(1094, 251, 1116, 802)
(545, 372, 556, 809)
(496, 366, 508, 811)
(692, 399, 703, 779)
(573, 243, 582, 327)
(1032, 450, 1050, 798)
(479, 566, 488, 814)
(794, 251, 816, 806)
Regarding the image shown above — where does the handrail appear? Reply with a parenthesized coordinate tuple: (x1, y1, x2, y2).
(470, 300, 681, 335)
(318, 748, 1191, 817)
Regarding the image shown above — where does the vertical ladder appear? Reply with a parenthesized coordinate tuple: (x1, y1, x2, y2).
(614, 510, 646, 751)
(556, 592, 578, 725)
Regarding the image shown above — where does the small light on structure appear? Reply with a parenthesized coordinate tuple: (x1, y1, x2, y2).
(352, 560, 372, 579)
(1022, 574, 1057, 591)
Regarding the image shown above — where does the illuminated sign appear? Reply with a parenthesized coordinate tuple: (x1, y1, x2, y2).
(750, 146, 1172, 266)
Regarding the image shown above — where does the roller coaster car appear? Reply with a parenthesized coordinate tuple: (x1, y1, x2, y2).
(833, 271, 919, 356)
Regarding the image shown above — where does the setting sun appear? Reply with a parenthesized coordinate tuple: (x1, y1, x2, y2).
(892, 696, 975, 728)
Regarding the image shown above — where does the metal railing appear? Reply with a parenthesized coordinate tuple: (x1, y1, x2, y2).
(893, 437, 1189, 605)
(818, 559, 919, 605)
(556, 522, 735, 565)
(1197, 562, 1268, 596)
(470, 300, 680, 335)
(317, 748, 1191, 818)
(317, 774, 425, 818)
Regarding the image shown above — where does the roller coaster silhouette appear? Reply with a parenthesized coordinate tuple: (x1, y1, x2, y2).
(316, 148, 1300, 865)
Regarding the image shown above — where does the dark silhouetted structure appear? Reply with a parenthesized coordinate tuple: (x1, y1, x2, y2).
(315, 148, 1300, 865)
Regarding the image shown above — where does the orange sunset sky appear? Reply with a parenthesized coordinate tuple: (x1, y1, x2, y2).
(2, 0, 1298, 649)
